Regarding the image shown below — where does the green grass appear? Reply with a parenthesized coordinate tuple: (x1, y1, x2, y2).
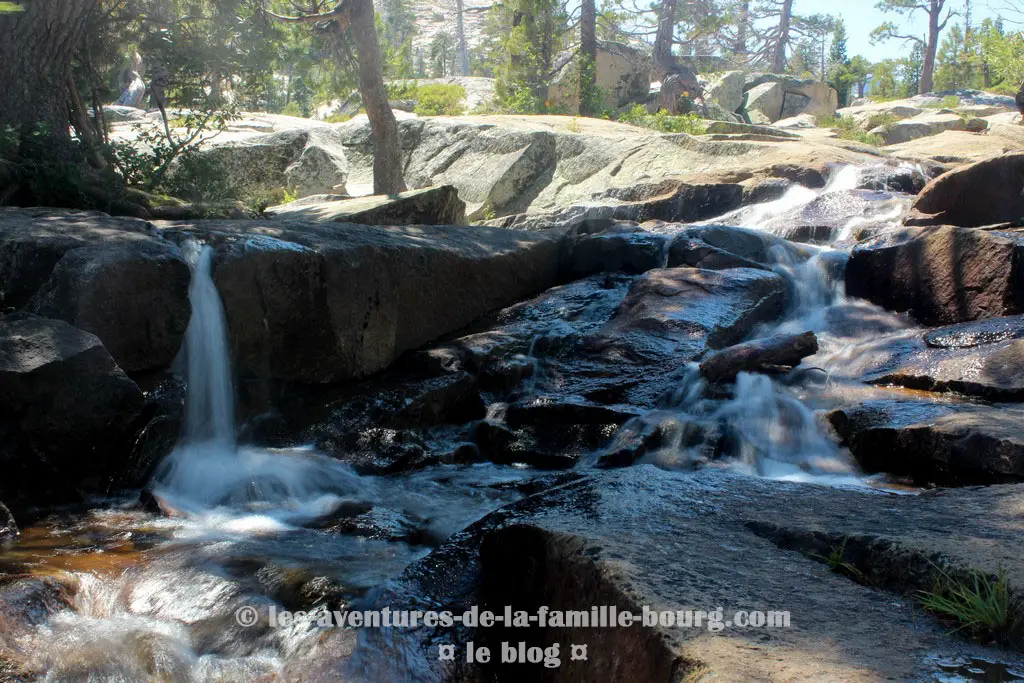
(810, 537, 867, 582)
(816, 114, 885, 146)
(918, 568, 1015, 641)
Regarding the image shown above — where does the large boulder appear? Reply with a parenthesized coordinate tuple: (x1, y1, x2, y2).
(0, 314, 145, 500)
(872, 111, 978, 146)
(853, 316, 1024, 401)
(163, 220, 564, 384)
(183, 127, 350, 198)
(0, 208, 158, 310)
(837, 102, 925, 130)
(265, 186, 467, 225)
(744, 75, 838, 122)
(908, 152, 1024, 227)
(702, 70, 745, 117)
(547, 40, 651, 113)
(828, 399, 1024, 485)
(591, 267, 788, 362)
(27, 241, 191, 372)
(845, 225, 1024, 326)
(743, 82, 785, 124)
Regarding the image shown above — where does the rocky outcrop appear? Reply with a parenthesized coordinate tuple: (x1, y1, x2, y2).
(27, 241, 191, 372)
(828, 399, 1024, 485)
(0, 208, 159, 310)
(702, 70, 746, 119)
(854, 317, 1024, 401)
(743, 74, 839, 123)
(845, 225, 1024, 326)
(743, 82, 784, 124)
(265, 186, 467, 226)
(872, 111, 981, 145)
(0, 313, 145, 504)
(164, 219, 564, 384)
(885, 121, 1024, 166)
(547, 40, 651, 113)
(908, 152, 1024, 227)
(333, 115, 881, 221)
(591, 267, 788, 363)
(181, 127, 350, 198)
(366, 466, 1024, 681)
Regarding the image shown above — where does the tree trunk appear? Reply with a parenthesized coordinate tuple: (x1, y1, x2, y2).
(771, 0, 793, 74)
(734, 0, 750, 58)
(579, 0, 597, 116)
(653, 0, 678, 80)
(455, 0, 470, 76)
(920, 1, 941, 94)
(347, 0, 406, 195)
(0, 0, 95, 155)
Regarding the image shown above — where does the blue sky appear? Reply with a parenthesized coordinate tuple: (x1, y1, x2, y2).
(801, 0, 1006, 60)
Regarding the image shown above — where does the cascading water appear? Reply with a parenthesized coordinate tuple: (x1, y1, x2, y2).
(602, 164, 921, 485)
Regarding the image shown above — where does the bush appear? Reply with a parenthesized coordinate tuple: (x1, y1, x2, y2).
(616, 105, 707, 135)
(280, 101, 304, 118)
(414, 84, 467, 116)
(923, 95, 961, 110)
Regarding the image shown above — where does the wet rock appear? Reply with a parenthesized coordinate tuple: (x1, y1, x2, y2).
(595, 413, 710, 468)
(856, 163, 930, 195)
(828, 399, 1024, 485)
(318, 426, 436, 475)
(699, 331, 818, 384)
(436, 467, 1024, 682)
(0, 314, 145, 499)
(0, 501, 16, 543)
(163, 220, 563, 384)
(763, 190, 913, 244)
(860, 325, 1024, 402)
(482, 398, 641, 468)
(0, 208, 158, 310)
(566, 232, 668, 277)
(667, 224, 808, 269)
(265, 185, 467, 226)
(27, 240, 191, 372)
(116, 376, 187, 489)
(908, 152, 1024, 227)
(590, 267, 788, 363)
(845, 225, 1024, 326)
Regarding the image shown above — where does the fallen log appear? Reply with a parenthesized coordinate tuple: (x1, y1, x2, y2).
(699, 331, 818, 384)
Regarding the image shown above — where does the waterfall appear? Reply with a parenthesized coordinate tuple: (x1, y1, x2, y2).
(181, 242, 236, 446)
(150, 240, 366, 522)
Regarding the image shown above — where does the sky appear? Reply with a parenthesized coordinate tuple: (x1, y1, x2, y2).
(801, 0, 1011, 60)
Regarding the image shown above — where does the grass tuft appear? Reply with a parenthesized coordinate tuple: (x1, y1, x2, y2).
(918, 567, 1014, 641)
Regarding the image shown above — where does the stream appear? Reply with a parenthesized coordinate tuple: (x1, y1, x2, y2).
(0, 164, 968, 681)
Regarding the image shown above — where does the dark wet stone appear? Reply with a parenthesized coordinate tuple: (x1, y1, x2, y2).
(473, 421, 580, 470)
(828, 399, 1024, 485)
(858, 326, 1024, 402)
(857, 164, 929, 195)
(0, 501, 16, 543)
(318, 426, 437, 475)
(667, 224, 807, 269)
(846, 225, 1024, 326)
(27, 240, 191, 373)
(925, 315, 1024, 349)
(115, 376, 187, 490)
(589, 267, 789, 363)
(0, 314, 145, 503)
(566, 232, 668, 277)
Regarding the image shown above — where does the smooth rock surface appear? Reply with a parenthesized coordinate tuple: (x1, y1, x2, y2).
(161, 219, 565, 383)
(909, 152, 1024, 227)
(845, 225, 1024, 326)
(265, 186, 467, 226)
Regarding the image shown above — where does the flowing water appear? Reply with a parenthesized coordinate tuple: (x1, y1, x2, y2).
(0, 165, 939, 679)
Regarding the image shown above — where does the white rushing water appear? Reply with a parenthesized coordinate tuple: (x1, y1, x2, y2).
(610, 165, 921, 486)
(151, 242, 369, 527)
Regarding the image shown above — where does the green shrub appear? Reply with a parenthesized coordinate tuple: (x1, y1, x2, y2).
(616, 105, 707, 135)
(816, 114, 884, 146)
(323, 112, 354, 124)
(387, 80, 419, 100)
(414, 84, 467, 116)
(280, 101, 304, 118)
(923, 95, 961, 110)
